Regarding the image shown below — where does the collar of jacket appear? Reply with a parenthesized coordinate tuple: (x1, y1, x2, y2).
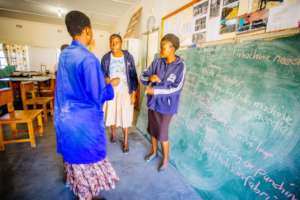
(161, 55, 183, 66)
(107, 50, 131, 69)
(108, 50, 130, 58)
(71, 40, 89, 51)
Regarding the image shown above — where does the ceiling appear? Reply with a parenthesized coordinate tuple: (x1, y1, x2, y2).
(0, 0, 140, 32)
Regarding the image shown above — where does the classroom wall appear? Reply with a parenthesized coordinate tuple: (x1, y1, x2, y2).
(116, 0, 192, 36)
(114, 0, 193, 70)
(116, 0, 300, 65)
(27, 46, 58, 73)
(0, 17, 111, 71)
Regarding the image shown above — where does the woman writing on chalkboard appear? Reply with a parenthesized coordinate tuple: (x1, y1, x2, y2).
(140, 33, 186, 171)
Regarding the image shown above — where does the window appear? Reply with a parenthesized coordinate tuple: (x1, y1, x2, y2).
(0, 43, 8, 69)
(4, 44, 28, 71)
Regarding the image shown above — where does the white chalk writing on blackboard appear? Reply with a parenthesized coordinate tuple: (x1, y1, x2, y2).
(204, 141, 298, 200)
(231, 48, 300, 67)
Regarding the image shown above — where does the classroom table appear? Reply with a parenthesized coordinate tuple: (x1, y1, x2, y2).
(0, 76, 51, 110)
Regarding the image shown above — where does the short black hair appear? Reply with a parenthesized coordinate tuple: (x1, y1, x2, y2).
(60, 44, 69, 51)
(65, 11, 91, 37)
(110, 34, 122, 43)
(161, 33, 180, 50)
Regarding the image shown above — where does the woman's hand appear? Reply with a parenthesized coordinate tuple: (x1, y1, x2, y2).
(130, 91, 137, 105)
(88, 39, 96, 52)
(109, 78, 120, 87)
(145, 86, 154, 95)
(105, 78, 111, 84)
(149, 75, 161, 83)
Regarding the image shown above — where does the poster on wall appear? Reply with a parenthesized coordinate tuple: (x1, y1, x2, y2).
(192, 0, 209, 45)
(220, 0, 239, 34)
(237, 9, 269, 33)
(223, 0, 239, 6)
(195, 17, 207, 31)
(192, 32, 206, 44)
(252, 0, 283, 11)
(210, 0, 221, 18)
(193, 1, 209, 17)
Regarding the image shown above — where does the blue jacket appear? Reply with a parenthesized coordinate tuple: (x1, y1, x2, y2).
(140, 56, 185, 114)
(54, 40, 114, 164)
(101, 50, 138, 94)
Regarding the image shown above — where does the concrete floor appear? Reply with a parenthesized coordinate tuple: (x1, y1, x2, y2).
(0, 120, 202, 200)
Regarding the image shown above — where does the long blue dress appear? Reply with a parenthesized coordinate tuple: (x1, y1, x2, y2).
(54, 40, 114, 164)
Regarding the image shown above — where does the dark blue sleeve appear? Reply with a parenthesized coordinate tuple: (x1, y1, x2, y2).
(101, 84, 114, 103)
(129, 54, 138, 91)
(101, 54, 109, 78)
(152, 63, 185, 97)
(140, 59, 156, 85)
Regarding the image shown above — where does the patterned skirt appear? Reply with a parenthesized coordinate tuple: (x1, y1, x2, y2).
(65, 158, 119, 200)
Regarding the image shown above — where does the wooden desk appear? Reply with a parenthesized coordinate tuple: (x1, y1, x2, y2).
(0, 77, 51, 110)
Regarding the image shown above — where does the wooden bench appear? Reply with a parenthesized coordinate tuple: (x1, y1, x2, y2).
(39, 78, 56, 97)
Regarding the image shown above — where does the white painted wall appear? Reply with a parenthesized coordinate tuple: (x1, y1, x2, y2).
(28, 46, 58, 73)
(0, 17, 111, 71)
(116, 0, 192, 36)
(114, 0, 192, 70)
(0, 17, 70, 48)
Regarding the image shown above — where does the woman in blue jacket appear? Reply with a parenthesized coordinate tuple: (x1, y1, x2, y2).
(55, 11, 119, 200)
(140, 34, 185, 172)
(101, 34, 138, 153)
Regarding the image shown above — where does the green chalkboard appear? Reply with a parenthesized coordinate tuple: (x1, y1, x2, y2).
(137, 34, 300, 200)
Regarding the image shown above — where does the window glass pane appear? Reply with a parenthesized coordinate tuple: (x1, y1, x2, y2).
(1, 58, 7, 66)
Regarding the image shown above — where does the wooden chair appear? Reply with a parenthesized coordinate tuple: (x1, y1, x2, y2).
(20, 82, 54, 122)
(0, 88, 44, 151)
(39, 78, 56, 97)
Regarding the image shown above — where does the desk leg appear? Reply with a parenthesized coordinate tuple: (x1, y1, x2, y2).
(43, 104, 48, 122)
(0, 125, 4, 151)
(10, 123, 17, 139)
(27, 120, 36, 148)
(37, 114, 44, 136)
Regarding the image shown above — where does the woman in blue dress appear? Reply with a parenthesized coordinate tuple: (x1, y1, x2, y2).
(55, 11, 119, 200)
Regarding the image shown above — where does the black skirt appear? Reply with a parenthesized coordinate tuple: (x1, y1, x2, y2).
(147, 109, 173, 142)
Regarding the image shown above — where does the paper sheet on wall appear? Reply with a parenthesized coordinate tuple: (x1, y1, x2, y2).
(266, 2, 300, 32)
(206, 17, 221, 41)
(163, 6, 194, 47)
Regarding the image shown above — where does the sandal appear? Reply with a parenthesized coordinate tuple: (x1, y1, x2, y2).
(158, 162, 168, 172)
(144, 153, 157, 162)
(110, 136, 116, 143)
(122, 143, 129, 154)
